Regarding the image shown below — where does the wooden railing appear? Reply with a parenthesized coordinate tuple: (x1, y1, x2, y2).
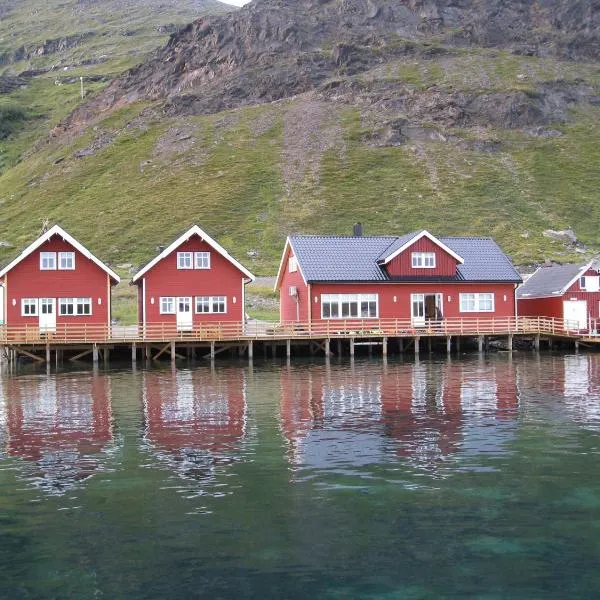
(0, 317, 588, 345)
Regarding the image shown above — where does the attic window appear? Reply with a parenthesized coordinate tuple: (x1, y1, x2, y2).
(412, 252, 436, 269)
(580, 276, 587, 289)
(581, 276, 599, 292)
(289, 256, 297, 273)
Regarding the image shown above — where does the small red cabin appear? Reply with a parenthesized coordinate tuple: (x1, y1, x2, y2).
(132, 225, 255, 332)
(275, 229, 522, 326)
(518, 261, 600, 331)
(0, 225, 119, 332)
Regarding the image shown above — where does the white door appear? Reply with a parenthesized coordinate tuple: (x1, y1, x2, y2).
(411, 294, 425, 327)
(39, 298, 56, 333)
(563, 300, 587, 330)
(176, 297, 193, 331)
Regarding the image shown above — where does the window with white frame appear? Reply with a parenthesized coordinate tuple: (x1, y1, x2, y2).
(321, 294, 378, 319)
(177, 252, 193, 269)
(459, 293, 494, 312)
(21, 298, 38, 316)
(411, 252, 436, 268)
(195, 296, 227, 314)
(580, 276, 587, 289)
(59, 298, 91, 316)
(40, 252, 57, 270)
(194, 252, 210, 269)
(160, 297, 176, 314)
(289, 256, 297, 273)
(58, 252, 75, 270)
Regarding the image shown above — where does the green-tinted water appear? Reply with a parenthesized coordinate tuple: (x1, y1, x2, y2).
(1, 354, 600, 599)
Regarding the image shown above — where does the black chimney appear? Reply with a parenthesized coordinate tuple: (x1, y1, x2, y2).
(353, 223, 363, 237)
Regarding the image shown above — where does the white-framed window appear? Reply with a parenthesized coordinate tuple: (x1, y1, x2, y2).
(580, 276, 599, 292)
(321, 294, 378, 319)
(411, 252, 436, 268)
(58, 298, 91, 316)
(21, 298, 38, 316)
(40, 298, 54, 315)
(160, 297, 176, 314)
(194, 252, 211, 269)
(195, 296, 227, 314)
(58, 252, 75, 270)
(40, 252, 57, 270)
(580, 276, 587, 289)
(177, 252, 193, 269)
(460, 293, 494, 313)
(289, 256, 297, 273)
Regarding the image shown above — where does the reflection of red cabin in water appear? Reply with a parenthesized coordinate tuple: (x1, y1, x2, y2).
(2, 375, 113, 493)
(143, 369, 247, 457)
(280, 361, 519, 465)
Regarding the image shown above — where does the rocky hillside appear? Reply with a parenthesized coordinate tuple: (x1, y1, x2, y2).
(0, 0, 599, 275)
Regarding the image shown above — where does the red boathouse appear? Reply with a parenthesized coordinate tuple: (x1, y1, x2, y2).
(275, 229, 522, 326)
(132, 225, 255, 332)
(0, 225, 119, 332)
(517, 261, 600, 331)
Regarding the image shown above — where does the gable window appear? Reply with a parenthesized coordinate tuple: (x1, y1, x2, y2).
(194, 252, 210, 269)
(412, 252, 436, 269)
(58, 252, 75, 270)
(580, 276, 599, 292)
(321, 294, 378, 319)
(40, 252, 57, 270)
(195, 296, 227, 314)
(177, 252, 193, 269)
(460, 293, 494, 313)
(160, 297, 176, 314)
(21, 298, 38, 316)
(289, 256, 297, 273)
(580, 277, 587, 289)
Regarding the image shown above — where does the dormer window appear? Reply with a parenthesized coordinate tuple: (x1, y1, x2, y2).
(412, 252, 436, 269)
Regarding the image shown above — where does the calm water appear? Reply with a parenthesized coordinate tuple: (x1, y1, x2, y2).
(1, 353, 600, 599)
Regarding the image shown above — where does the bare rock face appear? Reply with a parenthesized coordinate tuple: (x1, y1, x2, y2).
(56, 0, 600, 133)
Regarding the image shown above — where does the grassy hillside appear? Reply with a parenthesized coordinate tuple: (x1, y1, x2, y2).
(1, 47, 599, 278)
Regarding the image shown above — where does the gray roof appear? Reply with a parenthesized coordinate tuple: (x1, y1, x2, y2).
(377, 231, 421, 261)
(517, 262, 587, 299)
(290, 234, 522, 283)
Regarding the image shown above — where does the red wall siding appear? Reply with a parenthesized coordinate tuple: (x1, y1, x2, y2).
(385, 236, 458, 278)
(3, 236, 111, 327)
(309, 282, 517, 322)
(279, 245, 309, 322)
(139, 235, 246, 325)
(518, 296, 563, 319)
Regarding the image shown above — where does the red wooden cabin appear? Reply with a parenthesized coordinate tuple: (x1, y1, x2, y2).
(132, 225, 254, 333)
(0, 225, 119, 333)
(275, 228, 522, 326)
(517, 261, 600, 331)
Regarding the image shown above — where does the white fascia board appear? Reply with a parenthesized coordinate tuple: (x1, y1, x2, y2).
(274, 238, 307, 291)
(559, 261, 594, 295)
(381, 230, 464, 265)
(132, 225, 255, 283)
(0, 224, 120, 283)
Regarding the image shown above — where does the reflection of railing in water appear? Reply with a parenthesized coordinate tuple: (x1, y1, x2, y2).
(0, 317, 593, 345)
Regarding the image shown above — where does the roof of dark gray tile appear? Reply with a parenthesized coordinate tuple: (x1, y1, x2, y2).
(290, 234, 522, 283)
(517, 262, 587, 298)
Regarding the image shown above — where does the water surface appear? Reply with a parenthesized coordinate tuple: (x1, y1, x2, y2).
(1, 354, 600, 598)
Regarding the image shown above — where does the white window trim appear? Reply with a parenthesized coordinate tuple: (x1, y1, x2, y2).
(195, 296, 227, 314)
(411, 252, 436, 269)
(177, 252, 193, 270)
(580, 276, 587, 290)
(58, 251, 75, 270)
(289, 256, 298, 273)
(459, 293, 495, 313)
(194, 252, 211, 269)
(320, 294, 379, 320)
(58, 297, 92, 316)
(40, 252, 57, 270)
(160, 297, 176, 314)
(21, 298, 38, 317)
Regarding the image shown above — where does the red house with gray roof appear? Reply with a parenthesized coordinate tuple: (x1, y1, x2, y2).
(132, 225, 255, 332)
(275, 228, 521, 326)
(0, 225, 119, 332)
(517, 261, 600, 331)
